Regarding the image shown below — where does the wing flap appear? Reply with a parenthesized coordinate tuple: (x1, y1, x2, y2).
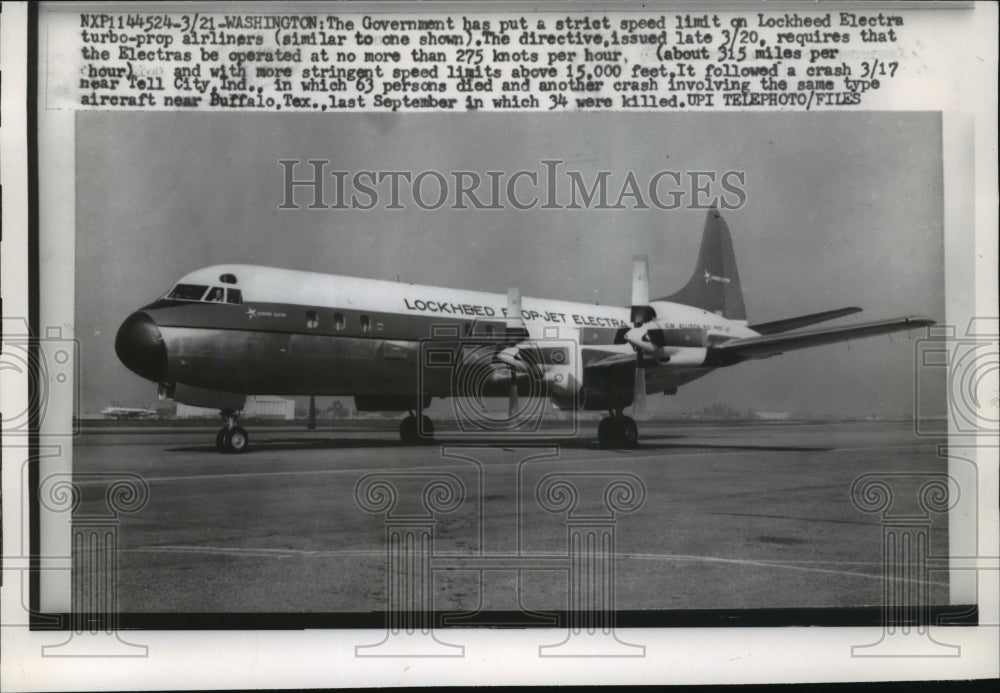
(716, 316, 935, 359)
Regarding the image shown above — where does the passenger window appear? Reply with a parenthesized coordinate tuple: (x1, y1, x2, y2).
(360, 315, 371, 333)
(205, 287, 225, 302)
(306, 310, 319, 329)
(225, 288, 243, 305)
(334, 313, 345, 330)
(167, 284, 209, 301)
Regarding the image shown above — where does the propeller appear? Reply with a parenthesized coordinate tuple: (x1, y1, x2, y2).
(628, 256, 654, 421)
(504, 287, 524, 422)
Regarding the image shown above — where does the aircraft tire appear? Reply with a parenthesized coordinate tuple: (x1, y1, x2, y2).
(224, 426, 250, 454)
(420, 415, 435, 442)
(399, 416, 419, 444)
(215, 428, 226, 452)
(597, 417, 612, 447)
(623, 417, 639, 448)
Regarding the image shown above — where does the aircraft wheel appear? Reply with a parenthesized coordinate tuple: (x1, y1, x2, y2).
(224, 426, 250, 454)
(420, 415, 435, 441)
(622, 417, 639, 448)
(597, 417, 612, 448)
(215, 428, 227, 452)
(399, 416, 419, 444)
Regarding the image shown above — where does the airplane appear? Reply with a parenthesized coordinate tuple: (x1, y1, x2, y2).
(114, 209, 935, 453)
(101, 405, 157, 420)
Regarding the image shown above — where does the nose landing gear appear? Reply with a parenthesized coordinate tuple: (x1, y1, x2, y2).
(216, 409, 249, 453)
(597, 410, 638, 448)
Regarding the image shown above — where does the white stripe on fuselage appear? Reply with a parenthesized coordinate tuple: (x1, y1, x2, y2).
(175, 264, 757, 341)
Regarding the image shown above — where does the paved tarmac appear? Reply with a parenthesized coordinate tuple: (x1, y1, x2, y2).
(70, 420, 949, 618)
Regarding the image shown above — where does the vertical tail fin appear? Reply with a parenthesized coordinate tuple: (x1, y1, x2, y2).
(658, 208, 747, 321)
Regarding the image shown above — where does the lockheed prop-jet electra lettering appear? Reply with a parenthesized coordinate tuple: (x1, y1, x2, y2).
(115, 210, 934, 452)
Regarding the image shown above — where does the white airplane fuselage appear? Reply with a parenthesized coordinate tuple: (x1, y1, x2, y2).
(116, 264, 758, 412)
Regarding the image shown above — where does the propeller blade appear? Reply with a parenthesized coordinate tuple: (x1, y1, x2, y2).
(508, 380, 519, 420)
(506, 287, 523, 423)
(501, 286, 530, 342)
(631, 256, 649, 307)
(496, 346, 525, 371)
(633, 355, 648, 421)
(628, 257, 654, 421)
(630, 255, 655, 325)
(507, 286, 523, 329)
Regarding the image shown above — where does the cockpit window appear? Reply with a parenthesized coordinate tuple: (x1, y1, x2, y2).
(166, 283, 245, 305)
(167, 284, 209, 301)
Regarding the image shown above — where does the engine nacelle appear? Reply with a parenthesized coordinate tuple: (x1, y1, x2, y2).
(655, 346, 708, 366)
(548, 366, 633, 411)
(622, 326, 709, 366)
(551, 386, 634, 412)
(545, 365, 582, 410)
(654, 327, 707, 348)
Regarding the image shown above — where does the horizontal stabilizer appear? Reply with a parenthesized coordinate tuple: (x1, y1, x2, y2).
(749, 307, 863, 335)
(715, 316, 935, 360)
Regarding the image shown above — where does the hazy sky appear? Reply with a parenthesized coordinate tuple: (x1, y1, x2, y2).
(75, 111, 944, 417)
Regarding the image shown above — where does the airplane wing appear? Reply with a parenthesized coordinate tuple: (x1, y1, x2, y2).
(535, 315, 934, 400)
(748, 307, 863, 335)
(579, 347, 716, 397)
(714, 316, 935, 360)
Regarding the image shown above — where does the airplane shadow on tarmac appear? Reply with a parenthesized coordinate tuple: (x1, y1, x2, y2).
(165, 433, 833, 454)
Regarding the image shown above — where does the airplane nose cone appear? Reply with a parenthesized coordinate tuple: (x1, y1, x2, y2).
(115, 312, 166, 382)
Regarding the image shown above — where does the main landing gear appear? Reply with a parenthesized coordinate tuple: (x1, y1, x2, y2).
(399, 411, 435, 444)
(216, 409, 249, 454)
(597, 410, 638, 449)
